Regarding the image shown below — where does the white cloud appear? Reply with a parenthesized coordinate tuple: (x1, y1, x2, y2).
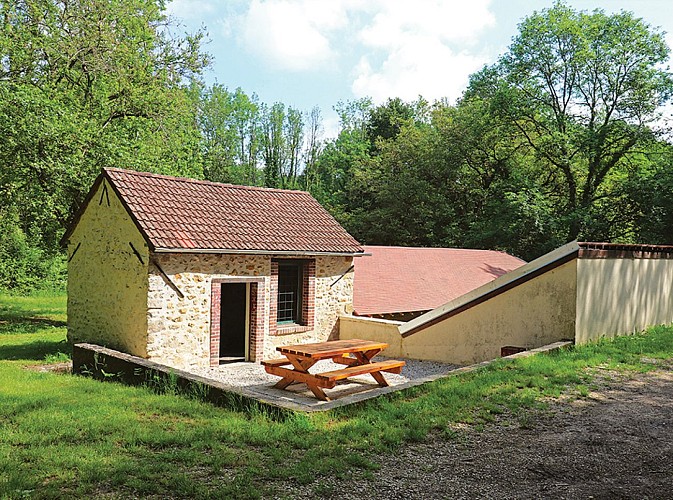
(352, 0, 495, 103)
(238, 0, 349, 72)
(352, 37, 488, 103)
(165, 0, 216, 22)
(226, 0, 495, 101)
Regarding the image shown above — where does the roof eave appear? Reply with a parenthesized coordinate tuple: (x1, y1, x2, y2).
(152, 247, 369, 257)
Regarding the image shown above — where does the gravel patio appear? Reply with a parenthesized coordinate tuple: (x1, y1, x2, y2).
(190, 357, 460, 410)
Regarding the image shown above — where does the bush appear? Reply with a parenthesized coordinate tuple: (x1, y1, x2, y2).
(0, 213, 66, 293)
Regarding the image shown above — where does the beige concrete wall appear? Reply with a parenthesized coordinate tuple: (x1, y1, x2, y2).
(576, 257, 673, 343)
(339, 315, 404, 356)
(147, 253, 354, 369)
(67, 181, 149, 356)
(400, 260, 578, 365)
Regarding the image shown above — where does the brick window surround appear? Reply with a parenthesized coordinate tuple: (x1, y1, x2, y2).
(210, 277, 265, 366)
(270, 258, 315, 336)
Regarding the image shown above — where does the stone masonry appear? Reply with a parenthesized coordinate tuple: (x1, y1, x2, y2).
(145, 252, 355, 370)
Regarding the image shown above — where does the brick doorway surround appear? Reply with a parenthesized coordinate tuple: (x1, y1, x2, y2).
(210, 277, 265, 366)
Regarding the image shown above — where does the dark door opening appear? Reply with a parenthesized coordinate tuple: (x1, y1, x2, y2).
(219, 283, 247, 361)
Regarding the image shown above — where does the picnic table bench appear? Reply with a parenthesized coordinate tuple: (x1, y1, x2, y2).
(262, 339, 405, 401)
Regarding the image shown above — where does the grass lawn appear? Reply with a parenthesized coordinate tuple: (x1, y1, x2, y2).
(2, 293, 673, 498)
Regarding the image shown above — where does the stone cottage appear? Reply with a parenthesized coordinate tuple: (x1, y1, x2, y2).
(62, 168, 364, 370)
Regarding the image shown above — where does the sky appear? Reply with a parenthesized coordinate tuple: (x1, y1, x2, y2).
(166, 0, 673, 136)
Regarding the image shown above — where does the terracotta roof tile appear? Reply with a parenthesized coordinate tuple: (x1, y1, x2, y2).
(103, 168, 363, 254)
(353, 245, 525, 316)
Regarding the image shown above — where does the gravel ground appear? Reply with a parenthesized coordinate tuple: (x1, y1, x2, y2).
(191, 357, 458, 387)
(283, 362, 673, 499)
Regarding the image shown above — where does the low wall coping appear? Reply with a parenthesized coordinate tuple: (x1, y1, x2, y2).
(72, 340, 573, 413)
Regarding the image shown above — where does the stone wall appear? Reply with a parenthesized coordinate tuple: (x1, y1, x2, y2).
(265, 256, 354, 359)
(66, 178, 150, 356)
(146, 253, 355, 369)
(146, 253, 270, 369)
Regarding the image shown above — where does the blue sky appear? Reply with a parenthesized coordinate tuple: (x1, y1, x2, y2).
(166, 0, 673, 136)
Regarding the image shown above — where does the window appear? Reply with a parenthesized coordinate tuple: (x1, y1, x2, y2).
(272, 259, 315, 334)
(277, 262, 303, 324)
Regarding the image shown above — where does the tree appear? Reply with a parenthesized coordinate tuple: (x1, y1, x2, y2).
(284, 107, 304, 187)
(260, 102, 286, 188)
(0, 0, 209, 254)
(199, 85, 261, 184)
(366, 97, 425, 149)
(626, 142, 673, 244)
(469, 2, 673, 241)
(302, 106, 323, 191)
(309, 99, 372, 221)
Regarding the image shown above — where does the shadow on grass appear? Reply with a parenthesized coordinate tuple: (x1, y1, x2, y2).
(0, 317, 66, 335)
(0, 339, 70, 361)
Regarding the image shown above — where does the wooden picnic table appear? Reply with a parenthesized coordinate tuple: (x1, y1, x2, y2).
(262, 339, 405, 401)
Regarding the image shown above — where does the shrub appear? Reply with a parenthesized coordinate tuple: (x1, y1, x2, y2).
(0, 212, 66, 293)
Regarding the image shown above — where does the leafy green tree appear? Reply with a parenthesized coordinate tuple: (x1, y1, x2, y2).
(199, 85, 261, 184)
(347, 119, 463, 246)
(469, 2, 673, 241)
(260, 102, 286, 188)
(0, 0, 209, 256)
(302, 106, 324, 191)
(284, 107, 304, 187)
(626, 142, 673, 244)
(308, 99, 373, 222)
(366, 97, 419, 148)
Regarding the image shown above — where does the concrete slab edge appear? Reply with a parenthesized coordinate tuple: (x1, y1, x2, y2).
(72, 341, 573, 414)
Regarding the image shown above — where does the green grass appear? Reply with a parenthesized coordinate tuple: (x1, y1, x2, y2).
(2, 293, 673, 498)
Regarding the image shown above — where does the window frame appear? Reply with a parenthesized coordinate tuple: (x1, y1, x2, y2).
(271, 258, 315, 335)
(276, 261, 303, 325)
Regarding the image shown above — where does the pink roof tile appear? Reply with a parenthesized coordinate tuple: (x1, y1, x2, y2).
(99, 168, 363, 254)
(353, 245, 525, 316)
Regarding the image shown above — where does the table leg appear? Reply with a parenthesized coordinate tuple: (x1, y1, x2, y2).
(305, 383, 329, 401)
(273, 354, 331, 400)
(273, 378, 295, 390)
(369, 371, 389, 387)
(353, 349, 389, 387)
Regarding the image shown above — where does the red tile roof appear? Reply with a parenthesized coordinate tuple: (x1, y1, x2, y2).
(78, 168, 363, 254)
(353, 245, 525, 316)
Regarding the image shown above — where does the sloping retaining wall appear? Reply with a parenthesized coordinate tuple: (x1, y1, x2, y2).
(342, 259, 577, 366)
(343, 242, 673, 365)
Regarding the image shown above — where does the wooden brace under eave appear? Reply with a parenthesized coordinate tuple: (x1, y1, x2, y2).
(151, 257, 185, 299)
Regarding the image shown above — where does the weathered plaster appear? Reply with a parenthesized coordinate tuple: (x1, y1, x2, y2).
(66, 180, 149, 356)
(576, 257, 673, 343)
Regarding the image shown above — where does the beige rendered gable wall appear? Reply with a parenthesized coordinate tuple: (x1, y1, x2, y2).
(400, 260, 578, 365)
(66, 180, 149, 356)
(576, 257, 673, 343)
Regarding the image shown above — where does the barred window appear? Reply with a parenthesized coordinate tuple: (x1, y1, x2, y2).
(277, 262, 303, 324)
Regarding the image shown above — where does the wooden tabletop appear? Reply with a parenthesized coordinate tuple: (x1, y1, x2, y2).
(277, 339, 389, 359)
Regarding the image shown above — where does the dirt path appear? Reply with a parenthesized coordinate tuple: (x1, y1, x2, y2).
(296, 365, 673, 499)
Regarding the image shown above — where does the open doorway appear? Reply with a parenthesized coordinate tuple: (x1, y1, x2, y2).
(219, 282, 248, 362)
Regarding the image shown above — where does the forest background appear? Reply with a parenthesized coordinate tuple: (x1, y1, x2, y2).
(2, 0, 673, 292)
